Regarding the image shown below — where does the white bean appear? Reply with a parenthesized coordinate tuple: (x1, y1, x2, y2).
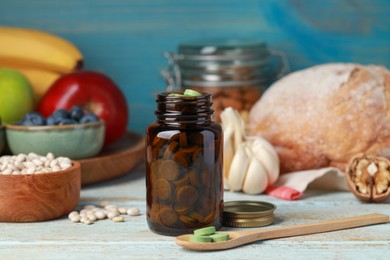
(26, 167, 36, 175)
(70, 215, 81, 223)
(112, 216, 124, 222)
(84, 219, 94, 225)
(16, 154, 26, 162)
(28, 152, 39, 158)
(52, 166, 61, 172)
(44, 160, 50, 167)
(33, 159, 43, 166)
(107, 211, 119, 219)
(87, 214, 97, 221)
(61, 157, 71, 164)
(50, 159, 58, 168)
(38, 168, 50, 174)
(15, 161, 25, 170)
(1, 162, 8, 171)
(80, 217, 89, 223)
(127, 208, 141, 216)
(46, 152, 55, 161)
(83, 205, 96, 210)
(2, 168, 12, 175)
(60, 163, 72, 169)
(86, 210, 95, 216)
(94, 211, 106, 220)
(24, 161, 35, 168)
(7, 164, 18, 171)
(118, 207, 127, 214)
(1, 156, 11, 161)
(68, 211, 79, 219)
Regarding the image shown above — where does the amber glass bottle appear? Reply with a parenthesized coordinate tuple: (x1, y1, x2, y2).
(145, 91, 223, 236)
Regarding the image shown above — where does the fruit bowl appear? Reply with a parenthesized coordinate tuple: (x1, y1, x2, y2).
(5, 121, 105, 159)
(0, 161, 80, 222)
(79, 131, 145, 185)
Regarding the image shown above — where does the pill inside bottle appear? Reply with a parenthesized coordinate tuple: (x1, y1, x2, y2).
(145, 90, 224, 236)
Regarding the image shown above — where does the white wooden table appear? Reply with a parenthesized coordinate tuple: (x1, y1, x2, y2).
(1, 164, 389, 259)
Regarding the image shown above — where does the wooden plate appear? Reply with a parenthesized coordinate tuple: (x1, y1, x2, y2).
(78, 132, 145, 185)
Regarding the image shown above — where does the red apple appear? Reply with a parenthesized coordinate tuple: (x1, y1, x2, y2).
(38, 70, 128, 147)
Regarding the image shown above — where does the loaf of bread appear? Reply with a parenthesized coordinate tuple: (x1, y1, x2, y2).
(249, 63, 390, 173)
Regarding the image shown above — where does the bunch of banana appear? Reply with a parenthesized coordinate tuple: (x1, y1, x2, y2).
(0, 26, 83, 102)
(221, 107, 280, 194)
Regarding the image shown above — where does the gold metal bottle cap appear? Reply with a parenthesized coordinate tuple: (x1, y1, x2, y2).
(222, 200, 276, 228)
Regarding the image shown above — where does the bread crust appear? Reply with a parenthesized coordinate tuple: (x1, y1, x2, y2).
(249, 63, 390, 173)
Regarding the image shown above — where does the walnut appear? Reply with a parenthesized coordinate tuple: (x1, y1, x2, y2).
(346, 154, 390, 202)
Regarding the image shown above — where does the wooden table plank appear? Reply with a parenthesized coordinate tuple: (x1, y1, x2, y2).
(0, 167, 389, 259)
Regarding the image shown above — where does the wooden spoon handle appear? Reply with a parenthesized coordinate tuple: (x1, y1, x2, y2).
(243, 213, 389, 242)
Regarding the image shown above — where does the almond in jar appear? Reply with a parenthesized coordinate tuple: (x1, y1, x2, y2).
(162, 39, 289, 123)
(189, 84, 262, 122)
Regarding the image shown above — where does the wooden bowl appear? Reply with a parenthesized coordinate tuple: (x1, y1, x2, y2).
(79, 132, 144, 185)
(0, 161, 81, 222)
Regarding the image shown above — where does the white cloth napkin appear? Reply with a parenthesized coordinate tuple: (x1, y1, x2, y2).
(265, 167, 349, 200)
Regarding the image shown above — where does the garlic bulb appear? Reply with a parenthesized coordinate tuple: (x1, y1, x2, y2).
(221, 107, 280, 194)
(244, 157, 268, 194)
(228, 143, 251, 191)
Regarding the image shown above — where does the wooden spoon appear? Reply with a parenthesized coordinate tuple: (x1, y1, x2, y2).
(176, 213, 389, 251)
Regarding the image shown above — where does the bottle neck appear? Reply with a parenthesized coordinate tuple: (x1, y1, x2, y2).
(155, 92, 214, 126)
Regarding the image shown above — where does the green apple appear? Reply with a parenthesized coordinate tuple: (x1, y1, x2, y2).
(0, 68, 34, 123)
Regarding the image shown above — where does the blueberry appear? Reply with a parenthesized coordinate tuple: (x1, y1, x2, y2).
(52, 109, 70, 120)
(46, 116, 57, 126)
(80, 113, 99, 124)
(19, 112, 46, 126)
(70, 106, 84, 122)
(58, 118, 77, 125)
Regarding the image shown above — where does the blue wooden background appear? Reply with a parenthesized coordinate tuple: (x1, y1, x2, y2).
(0, 0, 389, 134)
